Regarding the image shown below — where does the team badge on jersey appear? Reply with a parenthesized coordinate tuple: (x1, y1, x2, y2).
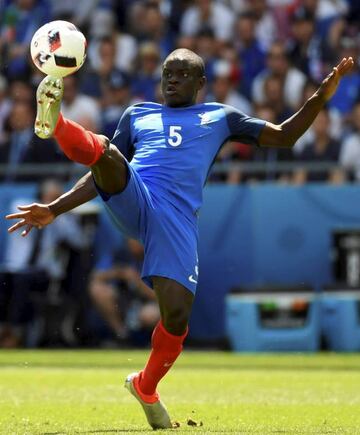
(198, 112, 212, 127)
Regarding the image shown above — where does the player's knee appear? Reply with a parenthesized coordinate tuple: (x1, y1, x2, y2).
(162, 307, 190, 335)
(92, 137, 125, 165)
(91, 143, 128, 193)
(96, 134, 110, 152)
(100, 142, 125, 163)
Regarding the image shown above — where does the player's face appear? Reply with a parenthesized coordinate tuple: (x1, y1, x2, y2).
(161, 59, 205, 107)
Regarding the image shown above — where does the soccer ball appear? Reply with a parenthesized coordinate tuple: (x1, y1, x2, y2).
(30, 20, 86, 78)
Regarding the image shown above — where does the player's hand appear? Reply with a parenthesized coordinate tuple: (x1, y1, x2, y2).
(318, 57, 354, 102)
(6, 203, 56, 237)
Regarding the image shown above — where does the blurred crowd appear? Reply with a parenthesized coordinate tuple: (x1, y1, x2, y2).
(0, 0, 360, 183)
(0, 178, 160, 348)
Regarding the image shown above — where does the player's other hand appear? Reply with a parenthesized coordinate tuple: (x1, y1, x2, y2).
(318, 57, 354, 102)
(6, 203, 55, 237)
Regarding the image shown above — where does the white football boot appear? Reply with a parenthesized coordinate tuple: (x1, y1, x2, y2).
(125, 372, 173, 430)
(34, 75, 63, 139)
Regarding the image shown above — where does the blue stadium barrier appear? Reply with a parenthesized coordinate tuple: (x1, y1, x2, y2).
(2, 183, 360, 342)
(192, 184, 360, 340)
(321, 289, 360, 351)
(0, 184, 37, 264)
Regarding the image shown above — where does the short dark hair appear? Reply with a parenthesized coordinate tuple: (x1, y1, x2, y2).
(164, 49, 205, 77)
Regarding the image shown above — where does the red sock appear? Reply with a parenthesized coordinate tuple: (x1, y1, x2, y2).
(54, 113, 105, 166)
(138, 321, 188, 398)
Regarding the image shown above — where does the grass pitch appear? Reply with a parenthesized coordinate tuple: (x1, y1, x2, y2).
(0, 351, 360, 434)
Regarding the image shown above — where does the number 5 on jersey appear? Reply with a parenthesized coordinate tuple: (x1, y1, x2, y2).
(168, 126, 182, 147)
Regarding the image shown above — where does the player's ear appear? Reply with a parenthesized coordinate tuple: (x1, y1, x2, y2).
(198, 75, 206, 91)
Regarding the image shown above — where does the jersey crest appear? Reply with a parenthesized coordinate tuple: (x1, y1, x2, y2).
(198, 112, 212, 127)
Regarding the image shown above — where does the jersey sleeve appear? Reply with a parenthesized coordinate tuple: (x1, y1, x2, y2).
(223, 105, 266, 146)
(110, 106, 135, 160)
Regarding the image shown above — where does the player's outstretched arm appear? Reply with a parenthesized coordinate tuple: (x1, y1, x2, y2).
(258, 57, 354, 148)
(6, 171, 97, 236)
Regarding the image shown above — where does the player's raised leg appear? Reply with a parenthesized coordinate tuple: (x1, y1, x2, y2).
(125, 277, 193, 429)
(34, 75, 128, 194)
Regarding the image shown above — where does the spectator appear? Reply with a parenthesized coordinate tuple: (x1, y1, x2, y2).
(262, 74, 292, 123)
(207, 60, 252, 115)
(87, 11, 138, 75)
(292, 79, 319, 155)
(252, 40, 307, 110)
(101, 70, 134, 140)
(252, 103, 294, 182)
(180, 0, 235, 45)
(346, 0, 360, 34)
(88, 213, 159, 346)
(207, 61, 254, 184)
(313, 0, 348, 42)
(288, 6, 324, 81)
(220, 42, 242, 85)
(194, 29, 218, 85)
(0, 178, 84, 347)
(131, 42, 162, 103)
(0, 75, 11, 146)
(327, 36, 360, 117)
(234, 11, 266, 98)
(339, 102, 360, 181)
(61, 75, 101, 132)
(293, 79, 343, 154)
(0, 0, 51, 78)
(139, 2, 174, 58)
(0, 101, 65, 182)
(9, 78, 34, 104)
(293, 108, 344, 183)
(81, 36, 121, 99)
(266, 0, 296, 41)
(49, 0, 99, 27)
(245, 0, 278, 50)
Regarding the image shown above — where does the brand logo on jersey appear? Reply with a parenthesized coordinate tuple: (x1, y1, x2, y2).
(198, 112, 211, 127)
(188, 265, 199, 284)
(188, 275, 198, 284)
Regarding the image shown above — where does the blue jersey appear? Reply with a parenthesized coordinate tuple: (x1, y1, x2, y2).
(99, 102, 265, 292)
(111, 102, 265, 217)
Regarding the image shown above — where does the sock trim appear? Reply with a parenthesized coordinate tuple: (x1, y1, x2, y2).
(158, 321, 188, 342)
(134, 372, 159, 404)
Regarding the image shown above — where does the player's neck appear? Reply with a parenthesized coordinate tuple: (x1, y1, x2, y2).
(165, 101, 198, 109)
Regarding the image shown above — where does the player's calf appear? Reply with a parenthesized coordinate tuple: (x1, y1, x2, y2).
(53, 113, 106, 166)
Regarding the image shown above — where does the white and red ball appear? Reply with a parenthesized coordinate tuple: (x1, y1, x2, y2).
(30, 20, 86, 78)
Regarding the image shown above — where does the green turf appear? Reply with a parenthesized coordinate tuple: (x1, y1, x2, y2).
(1, 351, 360, 434)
